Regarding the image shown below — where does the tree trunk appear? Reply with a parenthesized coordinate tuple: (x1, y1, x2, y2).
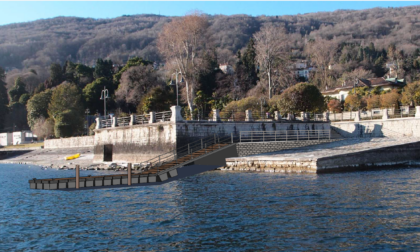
(268, 68, 272, 99)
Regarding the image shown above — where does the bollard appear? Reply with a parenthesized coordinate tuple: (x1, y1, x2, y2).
(76, 165, 80, 189)
(128, 163, 132, 186)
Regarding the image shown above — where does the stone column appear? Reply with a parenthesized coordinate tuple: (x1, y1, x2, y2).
(95, 117, 101, 129)
(112, 116, 117, 127)
(245, 110, 253, 121)
(149, 112, 156, 124)
(170, 106, 184, 122)
(274, 111, 281, 121)
(416, 106, 420, 118)
(213, 109, 221, 122)
(354, 110, 360, 122)
(129, 115, 135, 126)
(382, 108, 389, 120)
(300, 112, 309, 121)
(287, 113, 294, 121)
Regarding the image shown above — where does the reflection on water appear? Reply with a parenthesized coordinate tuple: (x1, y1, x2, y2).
(1, 164, 420, 251)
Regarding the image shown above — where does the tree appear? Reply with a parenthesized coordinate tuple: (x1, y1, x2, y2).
(49, 63, 64, 87)
(401, 81, 420, 106)
(26, 89, 52, 129)
(366, 95, 381, 110)
(94, 58, 114, 80)
(158, 11, 209, 117)
(113, 57, 152, 82)
(18, 93, 30, 105)
(48, 82, 84, 137)
(8, 77, 28, 103)
(254, 24, 289, 99)
(380, 89, 400, 108)
(83, 77, 114, 115)
(0, 67, 8, 130)
(344, 94, 364, 111)
(306, 38, 337, 90)
(275, 82, 326, 114)
(327, 99, 342, 113)
(136, 86, 174, 114)
(115, 65, 164, 112)
(32, 117, 54, 140)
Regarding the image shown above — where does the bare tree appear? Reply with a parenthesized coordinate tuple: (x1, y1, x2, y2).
(254, 24, 289, 99)
(306, 38, 338, 90)
(158, 11, 209, 116)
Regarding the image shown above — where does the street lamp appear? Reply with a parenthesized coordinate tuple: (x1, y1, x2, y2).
(85, 108, 90, 136)
(170, 71, 183, 106)
(100, 86, 109, 118)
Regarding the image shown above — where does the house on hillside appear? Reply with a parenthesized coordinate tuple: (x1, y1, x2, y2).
(288, 60, 316, 80)
(322, 77, 405, 102)
(219, 64, 234, 75)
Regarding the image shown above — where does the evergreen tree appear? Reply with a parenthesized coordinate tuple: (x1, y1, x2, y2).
(8, 77, 28, 103)
(242, 38, 258, 86)
(94, 58, 113, 80)
(49, 63, 64, 87)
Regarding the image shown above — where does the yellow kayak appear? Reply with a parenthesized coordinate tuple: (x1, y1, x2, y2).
(64, 153, 80, 160)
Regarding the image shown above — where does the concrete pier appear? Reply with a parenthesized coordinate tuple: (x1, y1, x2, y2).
(224, 137, 420, 173)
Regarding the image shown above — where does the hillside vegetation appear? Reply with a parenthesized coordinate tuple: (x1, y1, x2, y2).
(1, 6, 420, 69)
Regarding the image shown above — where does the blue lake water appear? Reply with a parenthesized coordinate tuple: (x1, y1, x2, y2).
(1, 163, 420, 251)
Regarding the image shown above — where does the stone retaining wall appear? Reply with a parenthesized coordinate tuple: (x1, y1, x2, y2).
(331, 118, 420, 138)
(237, 139, 337, 157)
(44, 136, 95, 149)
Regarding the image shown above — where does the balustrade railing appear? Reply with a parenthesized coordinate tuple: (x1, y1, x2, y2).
(156, 111, 172, 122)
(239, 130, 331, 142)
(134, 114, 149, 125)
(117, 116, 130, 127)
(101, 119, 112, 128)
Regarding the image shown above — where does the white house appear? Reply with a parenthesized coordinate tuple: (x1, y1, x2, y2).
(0, 133, 13, 146)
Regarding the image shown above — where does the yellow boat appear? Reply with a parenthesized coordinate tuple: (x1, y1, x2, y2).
(64, 153, 80, 160)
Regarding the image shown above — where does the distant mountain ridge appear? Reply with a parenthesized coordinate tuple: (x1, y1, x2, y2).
(0, 5, 419, 69)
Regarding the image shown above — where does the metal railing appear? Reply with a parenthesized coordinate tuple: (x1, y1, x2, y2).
(156, 111, 172, 122)
(139, 133, 236, 173)
(239, 130, 331, 142)
(388, 108, 416, 119)
(101, 119, 112, 128)
(117, 116, 130, 126)
(134, 114, 149, 125)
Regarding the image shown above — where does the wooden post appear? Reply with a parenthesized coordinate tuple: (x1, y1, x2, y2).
(128, 163, 132, 186)
(76, 165, 80, 189)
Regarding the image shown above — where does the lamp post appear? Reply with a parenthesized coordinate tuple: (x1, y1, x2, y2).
(85, 108, 90, 136)
(100, 87, 109, 118)
(170, 71, 183, 106)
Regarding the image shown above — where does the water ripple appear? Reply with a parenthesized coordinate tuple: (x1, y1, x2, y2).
(1, 164, 420, 251)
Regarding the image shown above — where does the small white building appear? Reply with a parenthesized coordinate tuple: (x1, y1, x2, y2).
(0, 133, 13, 146)
(13, 131, 25, 145)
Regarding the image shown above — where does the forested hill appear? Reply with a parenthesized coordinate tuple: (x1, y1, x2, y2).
(1, 5, 420, 69)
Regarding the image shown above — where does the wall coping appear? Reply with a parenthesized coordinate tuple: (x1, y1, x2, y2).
(331, 117, 420, 125)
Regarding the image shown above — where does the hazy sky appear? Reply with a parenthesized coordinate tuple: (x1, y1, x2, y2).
(0, 1, 419, 26)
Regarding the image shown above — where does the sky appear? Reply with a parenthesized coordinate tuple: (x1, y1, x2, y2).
(0, 1, 419, 26)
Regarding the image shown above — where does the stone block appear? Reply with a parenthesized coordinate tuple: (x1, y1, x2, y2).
(59, 180, 68, 189)
(131, 174, 140, 184)
(112, 176, 121, 185)
(168, 169, 178, 178)
(85, 178, 94, 187)
(140, 175, 148, 183)
(68, 180, 76, 188)
(104, 177, 112, 186)
(95, 177, 104, 187)
(79, 178, 86, 188)
(36, 181, 43, 189)
(158, 173, 168, 182)
(148, 175, 157, 183)
(49, 180, 58, 190)
(121, 176, 128, 185)
(42, 181, 50, 190)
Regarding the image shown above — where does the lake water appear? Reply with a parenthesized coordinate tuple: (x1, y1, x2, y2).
(1, 164, 420, 251)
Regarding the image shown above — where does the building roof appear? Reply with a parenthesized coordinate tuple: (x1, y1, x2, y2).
(322, 77, 405, 94)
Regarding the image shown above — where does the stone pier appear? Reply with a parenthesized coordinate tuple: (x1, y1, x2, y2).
(224, 137, 420, 173)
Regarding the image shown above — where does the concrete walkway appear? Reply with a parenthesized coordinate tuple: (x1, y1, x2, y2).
(224, 137, 420, 173)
